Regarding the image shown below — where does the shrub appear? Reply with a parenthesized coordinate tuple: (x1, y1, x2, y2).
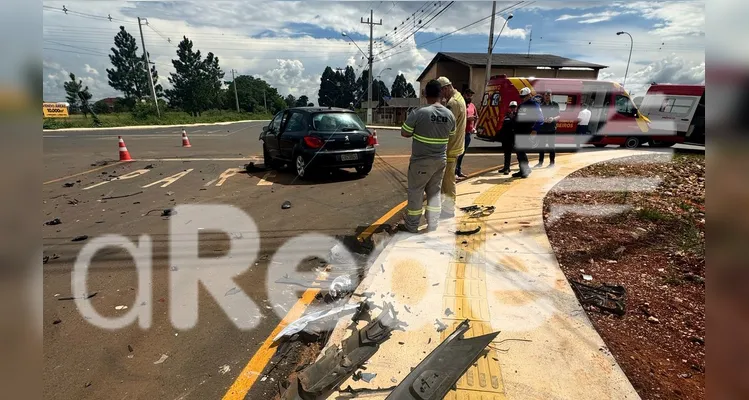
(131, 101, 159, 120)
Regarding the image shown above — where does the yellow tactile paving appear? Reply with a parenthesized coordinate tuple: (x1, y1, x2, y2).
(440, 178, 519, 400)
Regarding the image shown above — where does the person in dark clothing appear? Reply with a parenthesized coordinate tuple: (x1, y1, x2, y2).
(513, 87, 544, 178)
(498, 101, 518, 175)
(535, 90, 560, 168)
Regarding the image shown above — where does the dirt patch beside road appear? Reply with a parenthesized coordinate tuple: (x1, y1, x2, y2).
(544, 153, 705, 399)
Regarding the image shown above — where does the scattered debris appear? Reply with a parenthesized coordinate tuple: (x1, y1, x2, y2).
(58, 292, 97, 301)
(166, 191, 174, 196)
(352, 371, 377, 383)
(570, 281, 626, 316)
(144, 164, 154, 169)
(273, 303, 360, 343)
(71, 235, 89, 242)
(52, 319, 62, 325)
(281, 200, 292, 209)
(67, 198, 80, 205)
(351, 301, 372, 323)
(582, 274, 593, 281)
(44, 218, 62, 226)
(102, 191, 143, 200)
(115, 305, 128, 310)
(455, 225, 481, 235)
(435, 319, 448, 332)
(329, 275, 355, 298)
(280, 303, 403, 399)
(647, 316, 661, 324)
(403, 305, 411, 314)
(170, 266, 178, 272)
(161, 208, 176, 217)
(43, 256, 49, 264)
(225, 287, 242, 296)
(390, 377, 398, 383)
(84, 382, 92, 388)
(690, 336, 705, 345)
(460, 205, 496, 218)
(445, 308, 454, 317)
(153, 354, 169, 365)
(219, 365, 231, 375)
(63, 182, 75, 187)
(386, 319, 500, 400)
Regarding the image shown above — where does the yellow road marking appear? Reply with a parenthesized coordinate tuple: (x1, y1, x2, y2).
(223, 161, 511, 399)
(215, 168, 242, 187)
(256, 171, 275, 186)
(43, 161, 125, 185)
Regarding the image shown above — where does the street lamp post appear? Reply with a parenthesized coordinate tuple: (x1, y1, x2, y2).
(617, 31, 633, 88)
(485, 7, 513, 96)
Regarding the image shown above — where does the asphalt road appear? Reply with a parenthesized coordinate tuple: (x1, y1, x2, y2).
(42, 121, 512, 400)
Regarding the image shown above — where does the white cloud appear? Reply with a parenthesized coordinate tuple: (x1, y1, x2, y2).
(556, 11, 624, 24)
(84, 64, 99, 75)
(619, 1, 704, 39)
(605, 54, 705, 96)
(260, 59, 319, 101)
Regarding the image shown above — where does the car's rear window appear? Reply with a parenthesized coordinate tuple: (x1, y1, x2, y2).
(311, 112, 367, 132)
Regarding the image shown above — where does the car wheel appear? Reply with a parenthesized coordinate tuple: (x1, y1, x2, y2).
(356, 163, 373, 176)
(594, 144, 607, 148)
(295, 154, 309, 179)
(263, 144, 275, 169)
(621, 136, 641, 149)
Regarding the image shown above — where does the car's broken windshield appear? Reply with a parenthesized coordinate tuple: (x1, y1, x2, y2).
(312, 112, 366, 132)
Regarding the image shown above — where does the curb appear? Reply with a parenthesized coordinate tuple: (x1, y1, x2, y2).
(42, 119, 271, 133)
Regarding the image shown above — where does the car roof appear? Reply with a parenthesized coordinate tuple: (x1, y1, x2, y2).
(287, 107, 354, 113)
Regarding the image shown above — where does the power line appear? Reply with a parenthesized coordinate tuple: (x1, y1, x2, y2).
(376, 1, 454, 57)
(43, 5, 135, 25)
(377, 1, 440, 46)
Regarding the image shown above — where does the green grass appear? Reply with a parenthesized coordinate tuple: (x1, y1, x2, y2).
(636, 207, 670, 222)
(43, 110, 273, 130)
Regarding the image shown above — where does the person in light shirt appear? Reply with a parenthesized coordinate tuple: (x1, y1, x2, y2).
(455, 88, 477, 180)
(576, 103, 592, 148)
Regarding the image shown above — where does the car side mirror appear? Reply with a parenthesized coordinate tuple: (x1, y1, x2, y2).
(262, 125, 269, 132)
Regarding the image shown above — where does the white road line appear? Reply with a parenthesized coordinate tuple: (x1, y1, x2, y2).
(204, 178, 218, 187)
(137, 157, 260, 162)
(257, 171, 275, 186)
(43, 135, 67, 138)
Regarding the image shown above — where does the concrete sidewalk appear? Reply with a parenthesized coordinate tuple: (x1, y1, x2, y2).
(324, 150, 642, 399)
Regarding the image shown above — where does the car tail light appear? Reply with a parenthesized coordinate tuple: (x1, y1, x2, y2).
(304, 136, 324, 148)
(367, 134, 376, 147)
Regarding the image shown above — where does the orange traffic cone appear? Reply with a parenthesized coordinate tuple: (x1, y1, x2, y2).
(181, 129, 192, 148)
(372, 129, 379, 146)
(118, 136, 133, 161)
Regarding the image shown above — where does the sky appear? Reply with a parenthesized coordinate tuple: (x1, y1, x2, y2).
(42, 1, 705, 104)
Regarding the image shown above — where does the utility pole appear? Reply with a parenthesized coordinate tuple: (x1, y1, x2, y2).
(231, 69, 240, 112)
(485, 1, 497, 90)
(362, 9, 382, 124)
(526, 26, 533, 57)
(263, 90, 267, 112)
(137, 17, 160, 117)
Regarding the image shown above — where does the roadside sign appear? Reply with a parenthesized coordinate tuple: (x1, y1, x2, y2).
(43, 102, 69, 118)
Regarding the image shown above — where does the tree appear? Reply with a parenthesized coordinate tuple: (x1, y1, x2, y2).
(284, 94, 297, 108)
(373, 80, 390, 106)
(93, 99, 112, 114)
(355, 69, 371, 106)
(318, 67, 339, 107)
(295, 95, 309, 107)
(391, 73, 408, 98)
(224, 75, 286, 114)
(64, 73, 92, 117)
(343, 66, 357, 107)
(405, 82, 417, 98)
(166, 36, 224, 116)
(106, 26, 163, 107)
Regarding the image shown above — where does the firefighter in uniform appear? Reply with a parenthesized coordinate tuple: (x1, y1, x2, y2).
(437, 76, 466, 219)
(399, 79, 457, 233)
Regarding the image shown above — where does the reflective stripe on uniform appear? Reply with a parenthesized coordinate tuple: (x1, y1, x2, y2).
(425, 205, 441, 212)
(402, 123, 414, 133)
(449, 129, 456, 135)
(407, 208, 423, 216)
(447, 157, 456, 162)
(448, 148, 464, 156)
(413, 134, 449, 145)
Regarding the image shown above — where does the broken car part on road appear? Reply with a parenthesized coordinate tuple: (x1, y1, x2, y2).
(570, 280, 627, 316)
(385, 319, 500, 399)
(280, 303, 404, 399)
(459, 205, 496, 218)
(272, 303, 361, 343)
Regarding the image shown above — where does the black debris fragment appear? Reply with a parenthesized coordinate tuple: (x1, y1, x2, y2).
(403, 305, 411, 313)
(351, 300, 372, 323)
(58, 292, 97, 301)
(67, 199, 79, 205)
(63, 182, 75, 187)
(102, 191, 143, 200)
(385, 320, 500, 400)
(71, 235, 89, 242)
(280, 303, 403, 399)
(161, 208, 176, 217)
(84, 382, 92, 388)
(128, 345, 134, 352)
(456, 226, 481, 235)
(281, 200, 292, 209)
(52, 319, 62, 325)
(570, 280, 626, 316)
(43, 256, 50, 264)
(144, 164, 154, 169)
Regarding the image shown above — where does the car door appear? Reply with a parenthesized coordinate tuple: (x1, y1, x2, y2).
(263, 112, 285, 160)
(278, 110, 306, 160)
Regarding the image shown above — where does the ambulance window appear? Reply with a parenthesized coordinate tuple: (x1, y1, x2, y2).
(552, 94, 570, 111)
(490, 93, 500, 106)
(670, 98, 696, 115)
(615, 95, 635, 115)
